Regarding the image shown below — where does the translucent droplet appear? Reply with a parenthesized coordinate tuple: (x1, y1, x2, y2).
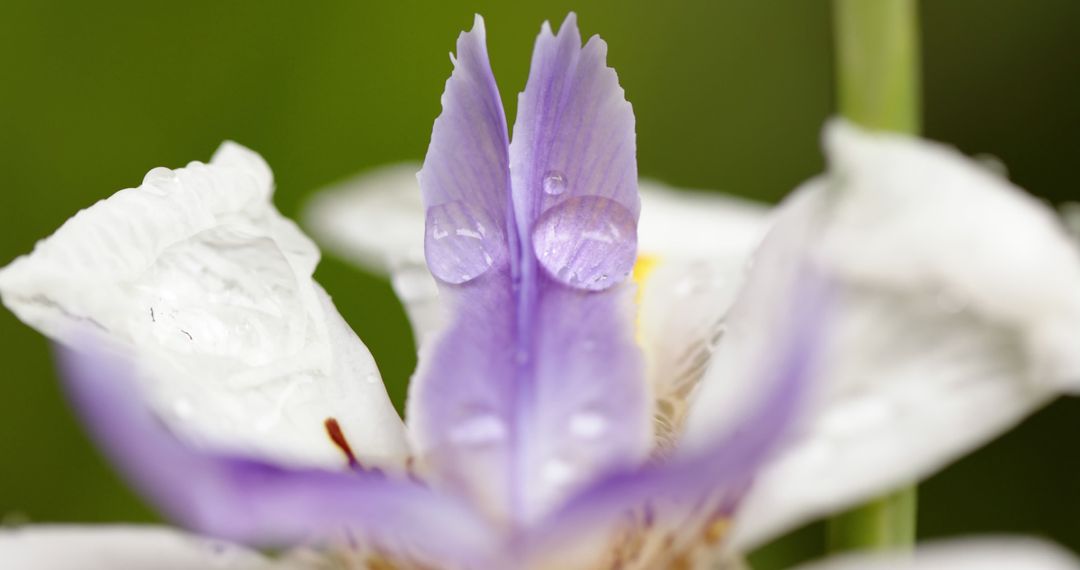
(974, 153, 1009, 179)
(542, 170, 567, 196)
(541, 457, 576, 486)
(569, 411, 608, 439)
(450, 413, 507, 446)
(142, 167, 179, 193)
(172, 398, 193, 419)
(425, 200, 503, 285)
(531, 196, 637, 291)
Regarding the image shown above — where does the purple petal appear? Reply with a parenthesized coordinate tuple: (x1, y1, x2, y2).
(411, 14, 650, 523)
(417, 15, 514, 285)
(56, 340, 495, 564)
(530, 270, 830, 552)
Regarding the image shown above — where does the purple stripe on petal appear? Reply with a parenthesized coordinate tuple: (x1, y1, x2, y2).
(412, 13, 651, 524)
(56, 340, 495, 565)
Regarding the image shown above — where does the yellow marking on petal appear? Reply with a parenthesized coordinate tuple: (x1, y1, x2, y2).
(632, 253, 661, 344)
(632, 253, 661, 297)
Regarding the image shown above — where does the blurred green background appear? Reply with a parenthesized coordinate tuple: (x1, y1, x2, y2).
(1, 1, 1078, 567)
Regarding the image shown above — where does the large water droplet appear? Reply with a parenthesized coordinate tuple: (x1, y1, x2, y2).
(542, 170, 567, 196)
(531, 196, 637, 291)
(425, 201, 503, 285)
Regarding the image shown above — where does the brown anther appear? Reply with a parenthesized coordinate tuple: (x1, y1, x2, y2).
(702, 517, 730, 545)
(324, 417, 360, 469)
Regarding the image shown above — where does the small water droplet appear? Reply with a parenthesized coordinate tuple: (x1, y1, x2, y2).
(425, 201, 504, 285)
(173, 398, 193, 419)
(450, 413, 507, 446)
(542, 170, 567, 196)
(569, 411, 608, 439)
(974, 153, 1009, 179)
(364, 374, 378, 385)
(143, 167, 178, 191)
(541, 457, 576, 486)
(531, 196, 637, 291)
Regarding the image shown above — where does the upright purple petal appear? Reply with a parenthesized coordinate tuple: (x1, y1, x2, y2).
(417, 14, 514, 285)
(411, 13, 650, 524)
(408, 15, 518, 521)
(56, 340, 495, 566)
(508, 15, 650, 522)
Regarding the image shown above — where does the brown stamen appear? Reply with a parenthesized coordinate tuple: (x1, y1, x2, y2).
(324, 417, 359, 469)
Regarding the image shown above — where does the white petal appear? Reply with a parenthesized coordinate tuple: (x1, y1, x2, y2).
(638, 257, 749, 447)
(0, 525, 292, 569)
(818, 120, 1080, 389)
(304, 164, 427, 274)
(793, 538, 1080, 570)
(0, 143, 408, 468)
(637, 180, 771, 261)
(688, 121, 1080, 549)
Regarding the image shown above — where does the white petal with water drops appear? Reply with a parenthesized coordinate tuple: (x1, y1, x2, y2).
(0, 143, 408, 468)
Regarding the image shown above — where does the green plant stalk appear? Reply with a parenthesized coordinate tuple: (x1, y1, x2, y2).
(826, 0, 921, 554)
(827, 486, 917, 552)
(832, 0, 921, 134)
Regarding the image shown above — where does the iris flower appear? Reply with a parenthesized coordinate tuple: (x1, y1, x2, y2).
(2, 14, 1080, 570)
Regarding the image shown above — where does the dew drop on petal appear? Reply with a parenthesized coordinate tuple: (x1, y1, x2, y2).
(569, 410, 608, 439)
(531, 196, 637, 291)
(450, 413, 508, 446)
(542, 170, 567, 196)
(172, 398, 193, 419)
(541, 457, 577, 486)
(142, 167, 179, 193)
(425, 200, 503, 285)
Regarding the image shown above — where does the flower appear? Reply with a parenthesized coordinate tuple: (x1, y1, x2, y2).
(3, 13, 1080, 570)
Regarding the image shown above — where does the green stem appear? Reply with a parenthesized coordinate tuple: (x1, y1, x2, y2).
(827, 486, 917, 552)
(826, 0, 921, 554)
(832, 0, 921, 134)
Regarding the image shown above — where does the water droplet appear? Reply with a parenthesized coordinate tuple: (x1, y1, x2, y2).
(450, 413, 507, 446)
(569, 411, 608, 439)
(425, 201, 504, 285)
(172, 398, 193, 419)
(142, 167, 178, 192)
(542, 170, 567, 195)
(531, 196, 637, 291)
(541, 457, 576, 486)
(974, 153, 1009, 179)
